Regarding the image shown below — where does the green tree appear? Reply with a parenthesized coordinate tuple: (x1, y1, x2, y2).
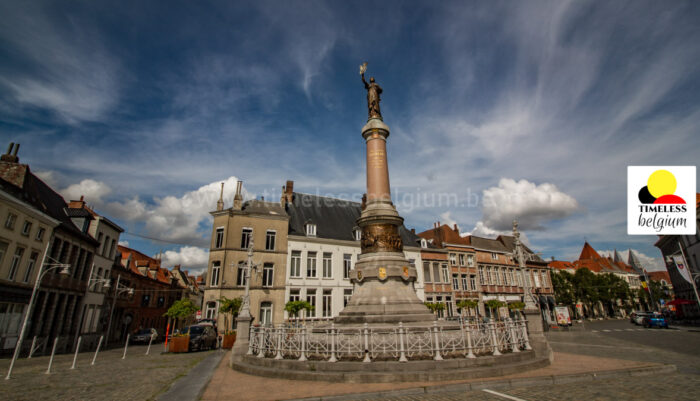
(456, 299, 479, 319)
(424, 302, 446, 316)
(164, 298, 199, 330)
(285, 300, 314, 323)
(218, 296, 242, 333)
(484, 300, 505, 318)
(551, 271, 575, 306)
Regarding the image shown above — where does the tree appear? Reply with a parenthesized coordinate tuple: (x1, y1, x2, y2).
(456, 299, 479, 319)
(164, 298, 199, 330)
(551, 271, 575, 306)
(424, 302, 446, 316)
(219, 296, 242, 333)
(285, 300, 314, 323)
(484, 300, 505, 319)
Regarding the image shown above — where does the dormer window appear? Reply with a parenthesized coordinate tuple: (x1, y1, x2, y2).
(353, 227, 361, 241)
(305, 223, 316, 236)
(420, 239, 427, 248)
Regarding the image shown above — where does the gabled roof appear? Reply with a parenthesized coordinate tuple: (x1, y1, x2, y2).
(241, 199, 286, 216)
(579, 242, 602, 260)
(286, 192, 423, 247)
(549, 260, 575, 271)
(627, 249, 645, 274)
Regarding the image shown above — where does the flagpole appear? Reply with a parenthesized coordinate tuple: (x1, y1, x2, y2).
(678, 241, 700, 309)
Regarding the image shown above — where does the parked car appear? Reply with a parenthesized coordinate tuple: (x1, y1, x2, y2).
(184, 325, 217, 351)
(633, 312, 651, 325)
(642, 313, 669, 329)
(131, 328, 159, 344)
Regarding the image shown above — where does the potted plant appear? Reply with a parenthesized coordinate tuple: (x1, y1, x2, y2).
(164, 298, 199, 352)
(219, 297, 242, 349)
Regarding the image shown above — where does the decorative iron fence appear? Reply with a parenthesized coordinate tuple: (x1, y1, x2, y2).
(247, 318, 531, 362)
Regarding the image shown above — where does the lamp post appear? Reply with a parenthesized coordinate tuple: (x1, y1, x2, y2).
(104, 274, 134, 345)
(238, 238, 259, 321)
(513, 220, 537, 310)
(5, 238, 71, 380)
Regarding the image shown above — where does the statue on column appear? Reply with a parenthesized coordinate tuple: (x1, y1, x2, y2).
(360, 62, 383, 120)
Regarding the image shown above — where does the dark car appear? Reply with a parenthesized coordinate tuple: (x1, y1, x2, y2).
(184, 325, 217, 351)
(642, 313, 669, 329)
(131, 328, 159, 344)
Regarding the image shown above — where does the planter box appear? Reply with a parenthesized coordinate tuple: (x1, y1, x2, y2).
(169, 335, 190, 353)
(222, 333, 236, 349)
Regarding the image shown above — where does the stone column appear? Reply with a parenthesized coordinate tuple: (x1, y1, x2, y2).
(230, 315, 252, 365)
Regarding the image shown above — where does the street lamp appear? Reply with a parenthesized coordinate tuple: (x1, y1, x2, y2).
(104, 274, 134, 345)
(237, 238, 259, 322)
(5, 241, 71, 380)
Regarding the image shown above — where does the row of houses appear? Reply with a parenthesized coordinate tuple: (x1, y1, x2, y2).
(0, 144, 202, 355)
(202, 180, 556, 329)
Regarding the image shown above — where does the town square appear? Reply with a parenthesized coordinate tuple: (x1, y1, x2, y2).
(0, 1, 698, 400)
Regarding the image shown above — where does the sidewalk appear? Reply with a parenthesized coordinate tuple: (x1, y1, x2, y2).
(201, 351, 673, 401)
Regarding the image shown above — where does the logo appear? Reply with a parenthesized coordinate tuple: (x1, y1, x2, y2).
(628, 166, 696, 235)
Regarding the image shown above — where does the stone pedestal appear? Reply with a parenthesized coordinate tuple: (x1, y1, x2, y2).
(335, 118, 435, 325)
(230, 315, 252, 365)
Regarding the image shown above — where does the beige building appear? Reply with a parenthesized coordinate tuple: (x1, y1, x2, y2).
(203, 181, 289, 330)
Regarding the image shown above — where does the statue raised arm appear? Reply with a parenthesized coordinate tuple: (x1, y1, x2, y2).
(359, 62, 383, 120)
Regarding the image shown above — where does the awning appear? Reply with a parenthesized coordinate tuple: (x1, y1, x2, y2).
(668, 298, 694, 306)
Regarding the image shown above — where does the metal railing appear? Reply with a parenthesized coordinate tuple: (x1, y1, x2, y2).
(247, 317, 531, 362)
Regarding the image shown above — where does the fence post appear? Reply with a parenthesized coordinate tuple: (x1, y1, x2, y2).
(274, 325, 283, 360)
(362, 323, 371, 363)
(520, 317, 532, 350)
(71, 336, 82, 369)
(91, 335, 103, 365)
(398, 322, 407, 362)
(491, 322, 501, 356)
(298, 327, 307, 362)
(247, 326, 255, 355)
(122, 334, 130, 359)
(328, 323, 337, 363)
(256, 328, 265, 358)
(433, 321, 443, 361)
(509, 320, 520, 353)
(465, 324, 475, 358)
(28, 336, 37, 359)
(45, 337, 59, 374)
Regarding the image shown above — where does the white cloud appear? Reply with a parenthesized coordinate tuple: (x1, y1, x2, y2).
(60, 179, 112, 204)
(468, 221, 531, 246)
(161, 246, 209, 274)
(118, 240, 129, 247)
(481, 178, 579, 231)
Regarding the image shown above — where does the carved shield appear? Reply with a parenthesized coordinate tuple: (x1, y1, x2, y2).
(357, 270, 363, 281)
(402, 266, 409, 279)
(378, 267, 387, 280)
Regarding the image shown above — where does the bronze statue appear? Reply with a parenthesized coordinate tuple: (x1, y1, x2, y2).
(359, 62, 382, 120)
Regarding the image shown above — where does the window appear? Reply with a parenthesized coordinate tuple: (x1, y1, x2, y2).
(458, 254, 465, 266)
(322, 289, 332, 318)
(517, 270, 523, 287)
(236, 262, 247, 286)
(210, 261, 221, 287)
(435, 296, 444, 318)
(307, 252, 317, 278)
(322, 252, 332, 278)
(97, 233, 104, 254)
(461, 274, 468, 291)
(22, 251, 39, 283)
(4, 213, 17, 230)
(262, 263, 274, 287)
(423, 262, 432, 283)
(35, 227, 45, 241)
(353, 228, 361, 241)
(259, 302, 272, 326)
(534, 271, 541, 287)
(467, 254, 474, 267)
(494, 267, 501, 285)
(103, 236, 111, 257)
(109, 239, 116, 259)
(265, 230, 276, 250)
(452, 274, 459, 290)
(441, 264, 449, 283)
(510, 269, 516, 286)
(8, 247, 24, 281)
(290, 251, 301, 277)
(449, 253, 457, 265)
(344, 289, 353, 307)
(289, 288, 300, 302)
(491, 252, 498, 260)
(470, 275, 477, 291)
(21, 221, 31, 236)
(420, 239, 427, 248)
(205, 302, 217, 319)
(541, 271, 548, 288)
(502, 270, 508, 286)
(408, 258, 416, 267)
(343, 254, 352, 279)
(141, 294, 151, 307)
(306, 289, 316, 318)
(0, 242, 8, 268)
(215, 227, 224, 248)
(305, 223, 316, 236)
(157, 296, 165, 307)
(445, 296, 454, 317)
(478, 266, 485, 285)
(487, 267, 494, 285)
(241, 228, 252, 249)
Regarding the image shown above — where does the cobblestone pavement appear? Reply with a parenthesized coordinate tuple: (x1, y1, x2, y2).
(0, 344, 214, 401)
(358, 319, 700, 401)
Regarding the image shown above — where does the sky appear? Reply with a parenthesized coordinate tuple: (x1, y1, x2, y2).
(1, 0, 699, 274)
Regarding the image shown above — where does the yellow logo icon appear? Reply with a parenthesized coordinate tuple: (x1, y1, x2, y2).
(378, 267, 387, 280)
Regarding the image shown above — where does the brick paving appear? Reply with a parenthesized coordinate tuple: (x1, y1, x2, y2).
(0, 344, 213, 401)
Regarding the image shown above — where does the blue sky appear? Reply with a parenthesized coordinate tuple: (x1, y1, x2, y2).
(2, 1, 699, 273)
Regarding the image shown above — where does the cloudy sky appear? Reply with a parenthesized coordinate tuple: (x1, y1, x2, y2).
(2, 1, 698, 274)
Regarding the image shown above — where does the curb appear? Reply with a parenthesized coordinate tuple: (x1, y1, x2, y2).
(157, 350, 225, 401)
(283, 364, 677, 401)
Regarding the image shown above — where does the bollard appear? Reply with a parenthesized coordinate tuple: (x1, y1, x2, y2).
(71, 337, 82, 369)
(46, 337, 59, 374)
(398, 322, 407, 362)
(465, 324, 475, 359)
(256, 328, 265, 358)
(28, 336, 37, 359)
(146, 334, 154, 355)
(328, 323, 337, 363)
(491, 322, 502, 356)
(298, 327, 307, 362)
(92, 335, 103, 365)
(274, 325, 283, 360)
(362, 323, 370, 363)
(432, 321, 443, 361)
(122, 334, 130, 359)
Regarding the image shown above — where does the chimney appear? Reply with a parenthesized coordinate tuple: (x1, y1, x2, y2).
(410, 228, 416, 234)
(233, 180, 243, 210)
(453, 224, 459, 234)
(216, 182, 225, 211)
(281, 180, 294, 205)
(68, 195, 87, 209)
(1, 142, 20, 163)
(173, 264, 181, 271)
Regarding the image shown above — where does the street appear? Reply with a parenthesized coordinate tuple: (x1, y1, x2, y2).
(357, 319, 700, 401)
